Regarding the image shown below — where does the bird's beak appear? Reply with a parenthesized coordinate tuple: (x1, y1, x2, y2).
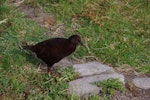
(79, 41, 86, 48)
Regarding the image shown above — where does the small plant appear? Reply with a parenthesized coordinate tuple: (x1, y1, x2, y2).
(136, 66, 150, 74)
(85, 94, 102, 100)
(94, 79, 125, 99)
(56, 66, 78, 82)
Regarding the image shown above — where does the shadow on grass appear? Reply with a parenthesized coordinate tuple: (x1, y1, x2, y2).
(0, 47, 44, 71)
(21, 49, 43, 66)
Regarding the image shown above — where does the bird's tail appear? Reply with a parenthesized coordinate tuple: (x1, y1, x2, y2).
(22, 45, 31, 50)
(22, 45, 35, 52)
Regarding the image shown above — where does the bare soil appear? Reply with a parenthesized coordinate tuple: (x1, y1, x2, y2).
(112, 67, 150, 100)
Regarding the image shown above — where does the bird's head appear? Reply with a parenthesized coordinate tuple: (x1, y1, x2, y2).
(69, 35, 86, 48)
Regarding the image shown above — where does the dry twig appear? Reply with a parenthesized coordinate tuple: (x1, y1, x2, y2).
(0, 18, 8, 25)
(13, 0, 24, 7)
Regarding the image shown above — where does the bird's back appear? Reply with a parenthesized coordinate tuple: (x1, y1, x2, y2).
(30, 38, 76, 65)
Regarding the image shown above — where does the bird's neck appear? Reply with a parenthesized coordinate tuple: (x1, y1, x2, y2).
(69, 43, 77, 51)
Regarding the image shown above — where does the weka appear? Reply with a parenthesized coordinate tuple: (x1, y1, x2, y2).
(23, 34, 85, 72)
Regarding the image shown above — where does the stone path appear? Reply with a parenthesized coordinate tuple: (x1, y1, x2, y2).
(69, 62, 125, 96)
(68, 61, 150, 99)
(132, 78, 150, 90)
(73, 62, 114, 77)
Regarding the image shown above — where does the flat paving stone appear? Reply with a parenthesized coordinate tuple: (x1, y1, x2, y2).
(69, 73, 125, 96)
(132, 77, 150, 90)
(73, 62, 114, 77)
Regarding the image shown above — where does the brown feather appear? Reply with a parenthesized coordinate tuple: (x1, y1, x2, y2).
(23, 35, 85, 72)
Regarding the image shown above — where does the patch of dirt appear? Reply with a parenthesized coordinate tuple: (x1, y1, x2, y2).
(15, 3, 66, 38)
(112, 67, 150, 100)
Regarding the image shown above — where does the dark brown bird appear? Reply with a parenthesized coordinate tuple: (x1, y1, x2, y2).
(23, 34, 85, 72)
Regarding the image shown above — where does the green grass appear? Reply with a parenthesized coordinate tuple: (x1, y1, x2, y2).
(25, 0, 150, 72)
(0, 66, 78, 99)
(0, 0, 149, 99)
(0, 1, 78, 99)
(94, 79, 125, 99)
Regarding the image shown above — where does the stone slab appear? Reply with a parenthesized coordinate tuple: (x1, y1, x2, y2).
(69, 73, 125, 96)
(132, 77, 150, 90)
(73, 62, 114, 77)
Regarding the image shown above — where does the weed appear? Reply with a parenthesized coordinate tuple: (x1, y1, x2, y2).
(94, 79, 125, 99)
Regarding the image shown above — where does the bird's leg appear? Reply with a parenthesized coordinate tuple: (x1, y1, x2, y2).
(47, 67, 53, 74)
(47, 66, 58, 78)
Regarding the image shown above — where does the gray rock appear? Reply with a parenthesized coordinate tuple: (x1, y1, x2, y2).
(54, 58, 73, 68)
(69, 81, 100, 97)
(73, 62, 114, 77)
(69, 73, 125, 96)
(132, 77, 150, 89)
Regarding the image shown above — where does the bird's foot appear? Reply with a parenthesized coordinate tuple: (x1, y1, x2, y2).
(47, 68, 58, 78)
(47, 68, 53, 74)
(49, 69, 54, 75)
